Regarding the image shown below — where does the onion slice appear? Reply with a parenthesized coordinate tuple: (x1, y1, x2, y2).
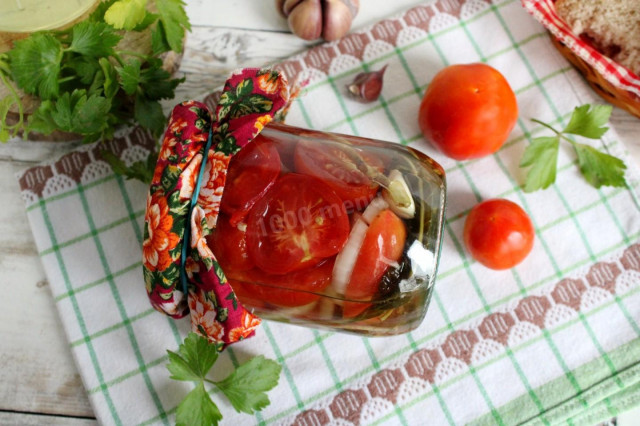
(331, 197, 389, 295)
(361, 197, 389, 224)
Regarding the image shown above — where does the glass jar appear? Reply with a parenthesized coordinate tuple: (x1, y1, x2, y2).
(207, 122, 447, 336)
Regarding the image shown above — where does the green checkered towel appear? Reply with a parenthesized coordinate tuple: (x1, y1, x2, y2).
(17, 0, 640, 424)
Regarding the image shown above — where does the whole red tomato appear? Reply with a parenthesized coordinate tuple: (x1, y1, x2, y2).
(418, 63, 518, 160)
(463, 199, 534, 270)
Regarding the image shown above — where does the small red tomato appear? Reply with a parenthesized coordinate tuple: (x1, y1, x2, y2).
(418, 63, 518, 160)
(463, 199, 534, 270)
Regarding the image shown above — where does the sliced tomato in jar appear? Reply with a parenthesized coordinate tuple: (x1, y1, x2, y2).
(229, 259, 334, 308)
(246, 173, 349, 274)
(207, 213, 252, 274)
(260, 127, 297, 172)
(294, 139, 384, 210)
(220, 135, 281, 225)
(343, 209, 407, 318)
(227, 278, 268, 309)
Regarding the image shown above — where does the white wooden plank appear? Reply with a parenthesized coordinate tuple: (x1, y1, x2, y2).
(0, 139, 81, 163)
(175, 26, 310, 101)
(0, 160, 94, 418)
(0, 412, 96, 426)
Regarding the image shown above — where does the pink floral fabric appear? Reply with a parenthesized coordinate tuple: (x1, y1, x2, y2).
(143, 69, 290, 346)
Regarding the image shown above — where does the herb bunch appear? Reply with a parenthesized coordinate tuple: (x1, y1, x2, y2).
(167, 333, 282, 426)
(0, 0, 189, 150)
(520, 104, 627, 192)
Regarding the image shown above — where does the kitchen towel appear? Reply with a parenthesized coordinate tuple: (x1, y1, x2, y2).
(16, 0, 640, 424)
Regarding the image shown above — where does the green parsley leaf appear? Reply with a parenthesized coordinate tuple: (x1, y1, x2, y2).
(214, 355, 282, 414)
(166, 333, 281, 426)
(88, 0, 118, 22)
(134, 12, 159, 31)
(574, 142, 627, 188)
(167, 333, 219, 382)
(151, 21, 172, 55)
(50, 89, 111, 134)
(0, 56, 9, 74)
(140, 61, 183, 100)
(520, 103, 627, 191)
(68, 56, 101, 85)
(519, 136, 559, 192)
(87, 68, 106, 96)
(0, 97, 14, 142)
(104, 0, 149, 30)
(563, 104, 612, 139)
(26, 100, 58, 135)
(156, 0, 191, 53)
(2, 0, 189, 182)
(8, 33, 62, 99)
(101, 150, 129, 175)
(99, 58, 120, 99)
(102, 147, 156, 182)
(69, 21, 122, 57)
(176, 382, 222, 426)
(116, 59, 142, 95)
(134, 95, 166, 136)
(0, 96, 12, 124)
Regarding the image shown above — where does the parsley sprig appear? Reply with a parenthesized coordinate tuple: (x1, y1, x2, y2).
(519, 104, 627, 192)
(167, 333, 282, 426)
(0, 0, 190, 182)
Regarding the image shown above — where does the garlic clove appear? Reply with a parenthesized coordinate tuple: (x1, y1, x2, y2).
(287, 0, 323, 41)
(346, 65, 387, 103)
(280, 0, 303, 16)
(382, 169, 415, 219)
(323, 0, 357, 41)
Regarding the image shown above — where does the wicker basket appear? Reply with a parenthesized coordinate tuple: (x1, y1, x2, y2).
(550, 35, 640, 119)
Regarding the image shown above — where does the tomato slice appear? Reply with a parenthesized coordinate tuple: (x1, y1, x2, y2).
(246, 173, 349, 274)
(228, 259, 334, 308)
(343, 209, 407, 318)
(207, 213, 252, 274)
(294, 139, 384, 210)
(228, 278, 268, 309)
(260, 127, 298, 172)
(220, 135, 281, 225)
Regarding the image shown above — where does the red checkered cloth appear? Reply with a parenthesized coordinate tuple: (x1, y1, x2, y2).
(521, 0, 640, 99)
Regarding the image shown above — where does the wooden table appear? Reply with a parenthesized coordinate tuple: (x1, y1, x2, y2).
(1, 1, 639, 424)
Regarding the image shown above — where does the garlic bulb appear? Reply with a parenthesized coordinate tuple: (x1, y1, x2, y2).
(276, 0, 360, 41)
